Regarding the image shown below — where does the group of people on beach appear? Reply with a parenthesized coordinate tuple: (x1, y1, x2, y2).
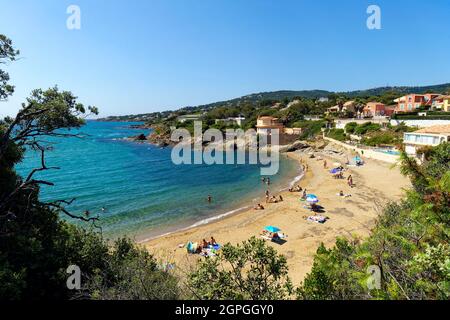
(289, 185, 302, 192)
(194, 237, 218, 254)
(265, 190, 283, 204)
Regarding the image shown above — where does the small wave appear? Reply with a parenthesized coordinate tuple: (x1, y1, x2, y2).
(289, 172, 304, 188)
(137, 205, 251, 243)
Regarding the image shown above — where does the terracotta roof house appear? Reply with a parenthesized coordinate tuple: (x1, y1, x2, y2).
(432, 95, 450, 112)
(363, 102, 387, 117)
(394, 93, 440, 113)
(327, 101, 357, 114)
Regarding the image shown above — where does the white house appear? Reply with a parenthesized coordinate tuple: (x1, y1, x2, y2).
(403, 124, 450, 156)
(176, 114, 202, 123)
(215, 116, 246, 127)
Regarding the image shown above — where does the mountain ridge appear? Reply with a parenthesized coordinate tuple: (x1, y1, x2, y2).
(98, 82, 450, 121)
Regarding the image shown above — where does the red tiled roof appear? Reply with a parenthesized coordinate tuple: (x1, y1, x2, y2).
(415, 124, 450, 134)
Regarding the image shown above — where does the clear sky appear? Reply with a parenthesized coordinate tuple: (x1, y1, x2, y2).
(1, 0, 449, 117)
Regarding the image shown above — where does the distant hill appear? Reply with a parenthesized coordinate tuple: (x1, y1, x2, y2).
(341, 83, 450, 98)
(196, 90, 332, 110)
(195, 83, 450, 109)
(98, 83, 450, 121)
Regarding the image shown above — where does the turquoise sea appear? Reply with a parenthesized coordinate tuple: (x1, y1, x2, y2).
(17, 121, 301, 240)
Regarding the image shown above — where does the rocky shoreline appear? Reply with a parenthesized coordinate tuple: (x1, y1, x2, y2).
(127, 129, 317, 154)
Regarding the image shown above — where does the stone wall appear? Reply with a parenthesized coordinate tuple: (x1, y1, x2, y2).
(323, 136, 399, 164)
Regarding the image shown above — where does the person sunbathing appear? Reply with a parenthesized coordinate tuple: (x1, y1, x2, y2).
(202, 239, 208, 248)
(210, 237, 217, 246)
(338, 190, 352, 198)
(270, 196, 278, 203)
(254, 203, 265, 210)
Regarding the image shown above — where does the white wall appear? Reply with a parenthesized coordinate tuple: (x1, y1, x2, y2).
(335, 118, 389, 129)
(405, 145, 417, 156)
(390, 119, 450, 128)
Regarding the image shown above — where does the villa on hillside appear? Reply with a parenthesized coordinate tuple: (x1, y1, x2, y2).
(394, 93, 440, 113)
(403, 124, 450, 156)
(176, 114, 202, 123)
(432, 95, 450, 112)
(255, 116, 302, 144)
(215, 116, 246, 127)
(326, 101, 357, 114)
(363, 102, 392, 117)
(256, 116, 284, 136)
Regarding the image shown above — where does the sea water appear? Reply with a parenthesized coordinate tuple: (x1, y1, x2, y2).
(17, 121, 301, 240)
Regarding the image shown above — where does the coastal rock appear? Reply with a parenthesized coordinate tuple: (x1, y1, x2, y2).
(127, 133, 148, 142)
(155, 141, 169, 147)
(279, 140, 311, 153)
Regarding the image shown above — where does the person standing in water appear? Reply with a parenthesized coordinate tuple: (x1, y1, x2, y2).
(207, 195, 212, 203)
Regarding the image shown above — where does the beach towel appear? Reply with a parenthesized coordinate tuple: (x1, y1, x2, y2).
(307, 215, 327, 224)
(277, 232, 287, 239)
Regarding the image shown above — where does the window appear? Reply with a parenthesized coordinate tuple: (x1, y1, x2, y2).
(408, 103, 413, 110)
(400, 104, 405, 110)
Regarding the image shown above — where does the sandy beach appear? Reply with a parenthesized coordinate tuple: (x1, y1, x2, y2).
(141, 146, 411, 285)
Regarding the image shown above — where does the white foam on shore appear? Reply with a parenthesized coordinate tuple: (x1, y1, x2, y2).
(137, 205, 252, 243)
(289, 172, 304, 188)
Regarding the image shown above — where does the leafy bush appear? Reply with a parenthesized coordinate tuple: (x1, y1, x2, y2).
(361, 132, 399, 146)
(327, 128, 346, 141)
(83, 238, 180, 300)
(297, 143, 450, 300)
(353, 122, 381, 135)
(292, 120, 325, 140)
(344, 122, 358, 134)
(187, 237, 293, 300)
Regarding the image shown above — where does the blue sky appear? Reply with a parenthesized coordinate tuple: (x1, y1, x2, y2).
(1, 0, 449, 117)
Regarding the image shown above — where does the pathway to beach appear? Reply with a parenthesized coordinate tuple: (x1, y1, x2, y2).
(141, 147, 411, 286)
